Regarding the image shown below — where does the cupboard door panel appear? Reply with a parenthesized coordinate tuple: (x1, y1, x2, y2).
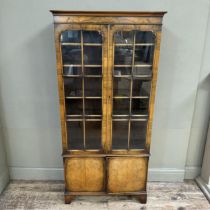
(65, 158, 105, 192)
(107, 157, 148, 192)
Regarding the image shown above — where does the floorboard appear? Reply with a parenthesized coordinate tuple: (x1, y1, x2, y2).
(0, 180, 209, 210)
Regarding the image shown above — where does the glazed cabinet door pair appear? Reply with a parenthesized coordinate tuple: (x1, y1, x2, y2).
(56, 24, 159, 154)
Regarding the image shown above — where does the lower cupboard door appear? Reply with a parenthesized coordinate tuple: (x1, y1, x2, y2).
(107, 157, 148, 193)
(64, 157, 105, 192)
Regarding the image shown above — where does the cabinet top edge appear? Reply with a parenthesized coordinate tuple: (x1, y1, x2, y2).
(50, 10, 167, 17)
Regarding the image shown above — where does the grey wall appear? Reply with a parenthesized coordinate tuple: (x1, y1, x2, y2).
(0, 0, 209, 181)
(185, 4, 210, 179)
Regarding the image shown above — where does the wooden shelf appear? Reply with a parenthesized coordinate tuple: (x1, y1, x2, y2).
(63, 75, 102, 78)
(62, 42, 102, 46)
(65, 96, 102, 99)
(115, 43, 154, 47)
(63, 64, 102, 67)
(114, 64, 152, 68)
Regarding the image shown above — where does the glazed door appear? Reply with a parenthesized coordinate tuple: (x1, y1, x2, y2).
(107, 25, 159, 153)
(56, 23, 159, 152)
(56, 25, 108, 152)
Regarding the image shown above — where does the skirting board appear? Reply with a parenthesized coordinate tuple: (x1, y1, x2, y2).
(0, 168, 9, 194)
(9, 167, 186, 182)
(195, 176, 210, 202)
(184, 166, 201, 179)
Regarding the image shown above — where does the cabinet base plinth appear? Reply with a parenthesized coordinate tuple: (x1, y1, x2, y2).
(64, 193, 147, 204)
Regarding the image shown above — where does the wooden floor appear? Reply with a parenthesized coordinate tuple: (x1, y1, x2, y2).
(0, 180, 209, 210)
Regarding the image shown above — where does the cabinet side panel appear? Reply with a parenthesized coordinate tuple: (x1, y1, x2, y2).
(146, 31, 162, 151)
(54, 25, 68, 150)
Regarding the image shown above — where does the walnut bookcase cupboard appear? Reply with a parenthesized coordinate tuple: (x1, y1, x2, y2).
(51, 11, 166, 204)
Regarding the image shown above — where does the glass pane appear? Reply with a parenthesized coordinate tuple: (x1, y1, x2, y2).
(86, 121, 101, 149)
(64, 78, 82, 97)
(67, 121, 83, 150)
(114, 67, 131, 76)
(61, 30, 81, 43)
(84, 46, 102, 65)
(114, 31, 134, 44)
(114, 46, 133, 65)
(136, 31, 155, 43)
(85, 67, 101, 75)
(132, 98, 149, 115)
(130, 121, 147, 149)
(62, 46, 81, 65)
(85, 99, 101, 115)
(83, 31, 102, 43)
(112, 121, 128, 149)
(135, 46, 154, 65)
(63, 66, 82, 76)
(66, 99, 83, 115)
(133, 80, 151, 97)
(133, 67, 152, 76)
(113, 99, 129, 115)
(85, 78, 102, 97)
(113, 78, 130, 97)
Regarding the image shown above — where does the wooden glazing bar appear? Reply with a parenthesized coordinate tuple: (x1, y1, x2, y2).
(128, 32, 136, 149)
